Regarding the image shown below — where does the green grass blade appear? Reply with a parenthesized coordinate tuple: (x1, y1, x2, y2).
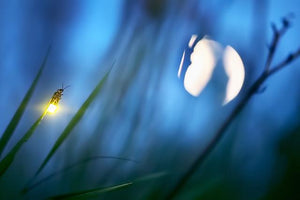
(23, 156, 137, 193)
(35, 71, 110, 177)
(134, 172, 168, 182)
(0, 112, 46, 177)
(47, 171, 167, 200)
(48, 182, 133, 200)
(0, 47, 51, 157)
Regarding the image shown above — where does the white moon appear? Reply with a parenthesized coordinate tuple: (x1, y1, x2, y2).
(222, 45, 245, 105)
(183, 37, 221, 97)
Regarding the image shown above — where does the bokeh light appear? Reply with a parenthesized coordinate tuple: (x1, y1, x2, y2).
(47, 104, 57, 113)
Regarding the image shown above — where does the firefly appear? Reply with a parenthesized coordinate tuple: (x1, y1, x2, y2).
(47, 84, 70, 113)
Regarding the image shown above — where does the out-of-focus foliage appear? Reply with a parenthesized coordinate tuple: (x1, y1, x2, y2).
(0, 0, 299, 199)
(263, 125, 300, 200)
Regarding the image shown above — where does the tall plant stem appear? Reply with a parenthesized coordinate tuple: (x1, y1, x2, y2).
(166, 17, 300, 199)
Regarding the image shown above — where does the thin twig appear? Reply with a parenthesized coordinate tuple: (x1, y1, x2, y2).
(265, 17, 290, 71)
(166, 17, 300, 199)
(269, 48, 300, 76)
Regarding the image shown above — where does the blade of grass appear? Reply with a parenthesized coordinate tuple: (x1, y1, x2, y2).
(0, 47, 51, 157)
(23, 156, 137, 193)
(134, 172, 168, 182)
(0, 111, 46, 177)
(48, 182, 133, 200)
(47, 172, 168, 200)
(35, 70, 111, 178)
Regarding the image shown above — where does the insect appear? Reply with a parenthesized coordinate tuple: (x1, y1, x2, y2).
(47, 84, 70, 113)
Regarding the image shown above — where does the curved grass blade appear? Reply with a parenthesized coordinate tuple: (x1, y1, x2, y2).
(47, 172, 168, 200)
(0, 47, 51, 157)
(49, 182, 133, 200)
(0, 112, 46, 177)
(23, 156, 137, 193)
(35, 70, 111, 178)
(134, 172, 168, 183)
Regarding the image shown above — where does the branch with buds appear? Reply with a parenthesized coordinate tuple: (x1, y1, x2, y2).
(166, 16, 300, 199)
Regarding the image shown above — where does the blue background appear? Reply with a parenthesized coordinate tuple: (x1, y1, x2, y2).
(0, 0, 300, 199)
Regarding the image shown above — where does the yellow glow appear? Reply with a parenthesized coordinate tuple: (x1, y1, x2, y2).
(47, 104, 57, 113)
(222, 45, 245, 105)
(183, 37, 220, 96)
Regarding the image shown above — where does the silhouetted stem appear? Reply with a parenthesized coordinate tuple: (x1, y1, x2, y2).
(166, 71, 268, 199)
(166, 17, 300, 199)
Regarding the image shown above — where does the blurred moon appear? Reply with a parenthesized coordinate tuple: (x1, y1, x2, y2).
(222, 45, 245, 105)
(178, 36, 244, 103)
(183, 36, 221, 97)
